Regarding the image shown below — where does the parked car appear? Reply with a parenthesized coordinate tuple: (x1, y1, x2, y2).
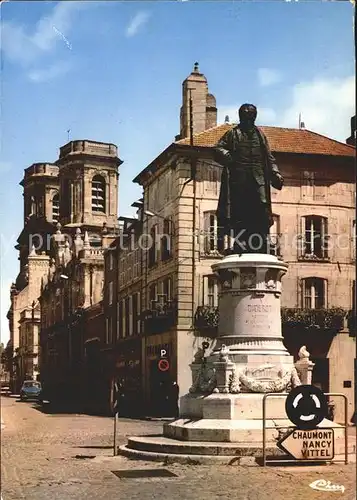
(20, 380, 42, 401)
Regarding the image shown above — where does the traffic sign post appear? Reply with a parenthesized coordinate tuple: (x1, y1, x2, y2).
(262, 391, 348, 467)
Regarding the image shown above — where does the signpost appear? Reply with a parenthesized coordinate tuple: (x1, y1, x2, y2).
(277, 428, 334, 460)
(262, 391, 348, 466)
(158, 349, 170, 372)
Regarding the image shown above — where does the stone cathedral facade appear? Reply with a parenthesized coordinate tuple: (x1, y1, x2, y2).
(7, 140, 121, 398)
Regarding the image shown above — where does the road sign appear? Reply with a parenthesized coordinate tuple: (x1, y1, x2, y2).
(277, 428, 334, 460)
(285, 385, 328, 430)
(158, 359, 170, 372)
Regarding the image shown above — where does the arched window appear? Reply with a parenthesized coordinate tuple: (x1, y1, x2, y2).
(91, 175, 106, 212)
(52, 193, 59, 222)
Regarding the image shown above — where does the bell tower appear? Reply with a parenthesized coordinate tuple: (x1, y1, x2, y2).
(55, 140, 122, 236)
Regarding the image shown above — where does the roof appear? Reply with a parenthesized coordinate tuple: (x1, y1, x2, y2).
(133, 122, 355, 184)
(176, 123, 355, 157)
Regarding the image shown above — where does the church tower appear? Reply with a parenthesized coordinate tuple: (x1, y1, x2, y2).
(177, 62, 217, 140)
(15, 163, 59, 284)
(55, 140, 122, 238)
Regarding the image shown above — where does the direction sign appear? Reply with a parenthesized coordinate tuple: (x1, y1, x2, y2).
(277, 428, 334, 460)
(285, 385, 328, 430)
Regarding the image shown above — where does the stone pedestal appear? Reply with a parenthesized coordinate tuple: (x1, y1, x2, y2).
(121, 254, 352, 463)
(164, 253, 300, 443)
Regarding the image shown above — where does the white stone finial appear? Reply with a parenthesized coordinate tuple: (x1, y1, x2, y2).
(83, 231, 90, 249)
(29, 244, 36, 256)
(298, 345, 310, 359)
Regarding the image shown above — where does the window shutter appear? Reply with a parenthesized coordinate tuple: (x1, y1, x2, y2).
(323, 279, 328, 308)
(300, 216, 306, 257)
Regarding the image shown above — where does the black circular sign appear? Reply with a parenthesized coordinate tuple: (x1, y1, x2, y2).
(285, 385, 328, 430)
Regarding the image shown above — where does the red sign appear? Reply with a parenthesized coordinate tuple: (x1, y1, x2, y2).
(158, 359, 170, 372)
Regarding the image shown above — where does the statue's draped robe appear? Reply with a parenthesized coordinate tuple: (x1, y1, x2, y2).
(214, 125, 283, 252)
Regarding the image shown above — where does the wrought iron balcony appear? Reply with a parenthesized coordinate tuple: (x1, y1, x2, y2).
(194, 305, 219, 335)
(142, 300, 177, 334)
(281, 307, 347, 332)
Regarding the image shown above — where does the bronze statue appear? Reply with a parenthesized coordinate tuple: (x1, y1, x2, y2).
(214, 104, 283, 254)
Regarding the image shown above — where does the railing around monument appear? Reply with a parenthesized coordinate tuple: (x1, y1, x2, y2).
(262, 392, 349, 467)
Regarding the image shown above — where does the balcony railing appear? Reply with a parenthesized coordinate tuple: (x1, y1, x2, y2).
(281, 307, 347, 332)
(142, 300, 177, 334)
(194, 305, 219, 336)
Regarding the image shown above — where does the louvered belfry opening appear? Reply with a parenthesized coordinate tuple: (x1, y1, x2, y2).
(92, 175, 106, 212)
(52, 193, 60, 222)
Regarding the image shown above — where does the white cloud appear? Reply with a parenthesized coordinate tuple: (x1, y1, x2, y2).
(279, 76, 355, 141)
(1, 2, 87, 67)
(258, 68, 282, 87)
(126, 11, 150, 37)
(218, 75, 355, 142)
(28, 61, 72, 82)
(218, 106, 277, 125)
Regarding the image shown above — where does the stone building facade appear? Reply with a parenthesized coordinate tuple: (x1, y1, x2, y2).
(125, 64, 355, 421)
(8, 140, 121, 401)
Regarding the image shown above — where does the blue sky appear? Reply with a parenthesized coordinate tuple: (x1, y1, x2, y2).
(0, 0, 355, 343)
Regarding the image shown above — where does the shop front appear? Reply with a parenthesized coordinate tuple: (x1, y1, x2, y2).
(143, 332, 178, 417)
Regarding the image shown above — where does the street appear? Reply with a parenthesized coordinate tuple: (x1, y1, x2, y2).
(1, 396, 356, 500)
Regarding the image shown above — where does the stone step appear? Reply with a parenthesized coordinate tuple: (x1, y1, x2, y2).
(119, 444, 356, 466)
(119, 444, 257, 465)
(126, 435, 283, 457)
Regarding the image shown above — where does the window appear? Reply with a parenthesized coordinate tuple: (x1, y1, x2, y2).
(132, 293, 140, 336)
(161, 218, 173, 261)
(352, 220, 356, 261)
(91, 175, 106, 212)
(108, 251, 114, 271)
(203, 211, 219, 253)
(268, 214, 281, 256)
(148, 283, 157, 309)
(118, 301, 123, 340)
(121, 299, 125, 338)
(162, 277, 172, 302)
(203, 275, 218, 307)
(301, 216, 328, 259)
(116, 301, 120, 341)
(52, 193, 60, 222)
(125, 297, 131, 336)
(302, 278, 326, 309)
(206, 166, 218, 193)
(133, 247, 140, 278)
(108, 282, 113, 305)
(352, 280, 356, 310)
(148, 224, 158, 267)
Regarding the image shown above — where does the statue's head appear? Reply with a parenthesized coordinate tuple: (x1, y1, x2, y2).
(239, 104, 257, 129)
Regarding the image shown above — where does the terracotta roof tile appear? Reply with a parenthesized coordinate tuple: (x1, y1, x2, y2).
(176, 124, 355, 157)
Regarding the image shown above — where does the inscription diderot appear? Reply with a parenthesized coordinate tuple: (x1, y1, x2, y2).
(247, 304, 272, 313)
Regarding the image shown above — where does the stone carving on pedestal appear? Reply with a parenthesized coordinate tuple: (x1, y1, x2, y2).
(189, 363, 217, 394)
(240, 268, 256, 289)
(238, 364, 301, 393)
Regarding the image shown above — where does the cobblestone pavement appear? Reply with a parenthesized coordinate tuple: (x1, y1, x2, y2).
(1, 396, 356, 500)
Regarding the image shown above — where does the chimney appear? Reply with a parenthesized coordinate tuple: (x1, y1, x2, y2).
(178, 62, 217, 140)
(346, 115, 356, 146)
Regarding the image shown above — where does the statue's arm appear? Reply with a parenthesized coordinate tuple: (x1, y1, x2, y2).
(213, 131, 233, 166)
(262, 133, 284, 190)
